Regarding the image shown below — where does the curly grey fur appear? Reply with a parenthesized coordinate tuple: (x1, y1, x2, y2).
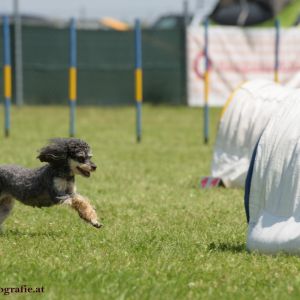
(0, 138, 101, 228)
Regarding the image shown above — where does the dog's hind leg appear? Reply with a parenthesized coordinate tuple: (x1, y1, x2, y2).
(0, 196, 14, 229)
(63, 194, 102, 229)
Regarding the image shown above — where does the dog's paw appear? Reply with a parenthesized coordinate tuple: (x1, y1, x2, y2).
(91, 220, 103, 229)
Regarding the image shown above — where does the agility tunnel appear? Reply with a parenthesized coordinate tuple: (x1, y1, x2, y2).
(210, 79, 293, 188)
(245, 89, 300, 254)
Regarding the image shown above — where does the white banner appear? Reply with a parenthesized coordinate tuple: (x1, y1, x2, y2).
(188, 26, 300, 106)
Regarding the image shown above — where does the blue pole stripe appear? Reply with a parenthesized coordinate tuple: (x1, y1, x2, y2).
(204, 19, 209, 72)
(69, 100, 76, 137)
(3, 16, 11, 66)
(275, 19, 280, 71)
(5, 99, 10, 130)
(204, 104, 209, 142)
(136, 102, 142, 142)
(70, 18, 77, 68)
(135, 19, 142, 69)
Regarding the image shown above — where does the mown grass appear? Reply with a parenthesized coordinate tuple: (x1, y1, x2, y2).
(0, 105, 300, 299)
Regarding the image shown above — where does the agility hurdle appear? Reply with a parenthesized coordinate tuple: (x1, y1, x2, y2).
(3, 16, 12, 138)
(274, 19, 280, 83)
(203, 19, 210, 144)
(134, 19, 143, 143)
(69, 18, 77, 137)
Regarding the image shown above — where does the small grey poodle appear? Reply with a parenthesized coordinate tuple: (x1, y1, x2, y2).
(0, 138, 102, 230)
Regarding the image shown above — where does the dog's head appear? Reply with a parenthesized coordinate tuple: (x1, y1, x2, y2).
(37, 138, 97, 177)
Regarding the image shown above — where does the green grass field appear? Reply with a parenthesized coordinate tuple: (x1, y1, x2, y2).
(1, 105, 300, 300)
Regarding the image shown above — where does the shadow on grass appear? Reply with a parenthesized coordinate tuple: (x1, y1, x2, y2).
(208, 242, 246, 253)
(0, 228, 64, 238)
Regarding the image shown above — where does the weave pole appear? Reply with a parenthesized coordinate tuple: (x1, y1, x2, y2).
(203, 19, 210, 144)
(14, 0, 24, 106)
(134, 19, 143, 143)
(69, 18, 77, 137)
(3, 16, 12, 138)
(274, 19, 280, 83)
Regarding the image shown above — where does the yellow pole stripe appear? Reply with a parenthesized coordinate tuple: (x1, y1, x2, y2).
(274, 71, 279, 83)
(4, 65, 12, 99)
(204, 71, 210, 104)
(135, 68, 143, 102)
(220, 81, 246, 120)
(69, 67, 77, 101)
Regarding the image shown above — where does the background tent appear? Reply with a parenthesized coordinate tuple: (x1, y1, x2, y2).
(245, 89, 300, 254)
(212, 79, 293, 188)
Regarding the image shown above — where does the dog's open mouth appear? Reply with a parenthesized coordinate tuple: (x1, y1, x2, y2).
(76, 167, 91, 177)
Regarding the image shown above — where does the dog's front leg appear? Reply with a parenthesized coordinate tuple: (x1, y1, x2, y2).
(0, 197, 14, 230)
(67, 194, 102, 229)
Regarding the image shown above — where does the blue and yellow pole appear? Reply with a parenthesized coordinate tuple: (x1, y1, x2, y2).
(135, 19, 143, 143)
(203, 19, 210, 144)
(274, 19, 280, 83)
(3, 16, 11, 138)
(69, 18, 77, 137)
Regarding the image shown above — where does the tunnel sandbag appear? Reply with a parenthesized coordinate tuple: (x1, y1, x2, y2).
(212, 79, 292, 188)
(246, 90, 300, 254)
(211, 2, 273, 26)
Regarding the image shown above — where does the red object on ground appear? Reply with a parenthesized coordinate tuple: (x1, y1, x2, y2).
(200, 177, 223, 188)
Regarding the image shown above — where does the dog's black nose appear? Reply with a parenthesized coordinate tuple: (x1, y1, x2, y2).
(91, 164, 97, 171)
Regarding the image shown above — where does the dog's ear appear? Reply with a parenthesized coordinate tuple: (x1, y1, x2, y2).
(37, 139, 68, 164)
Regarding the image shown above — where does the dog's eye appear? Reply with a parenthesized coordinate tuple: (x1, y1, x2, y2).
(77, 156, 85, 163)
